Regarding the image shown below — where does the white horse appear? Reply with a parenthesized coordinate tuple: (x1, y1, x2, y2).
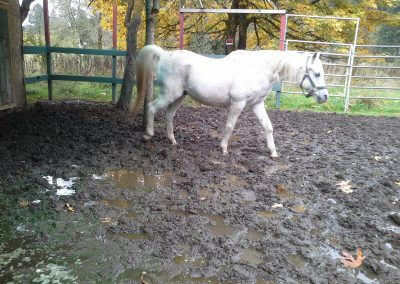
(133, 45, 328, 157)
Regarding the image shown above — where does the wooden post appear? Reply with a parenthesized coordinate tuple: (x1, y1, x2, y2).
(43, 0, 52, 100)
(277, 14, 287, 108)
(112, 1, 117, 104)
(279, 14, 286, 51)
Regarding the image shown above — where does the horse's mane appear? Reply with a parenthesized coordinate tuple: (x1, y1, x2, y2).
(271, 51, 308, 83)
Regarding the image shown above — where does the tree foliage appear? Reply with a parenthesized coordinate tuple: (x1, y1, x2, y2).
(91, 0, 400, 53)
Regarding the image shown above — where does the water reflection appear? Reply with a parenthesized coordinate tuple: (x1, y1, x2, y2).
(239, 248, 264, 265)
(94, 169, 178, 191)
(43, 176, 77, 196)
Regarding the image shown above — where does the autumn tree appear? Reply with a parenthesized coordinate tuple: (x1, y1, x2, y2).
(90, 0, 399, 111)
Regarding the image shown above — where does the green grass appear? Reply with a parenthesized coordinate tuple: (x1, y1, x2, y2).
(26, 81, 115, 103)
(266, 86, 400, 116)
(26, 82, 400, 116)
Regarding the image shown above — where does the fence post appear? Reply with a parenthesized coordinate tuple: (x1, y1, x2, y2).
(111, 1, 117, 104)
(344, 44, 356, 113)
(276, 14, 287, 109)
(275, 88, 281, 109)
(43, 0, 52, 100)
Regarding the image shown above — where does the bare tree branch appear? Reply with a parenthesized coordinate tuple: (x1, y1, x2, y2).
(20, 0, 35, 23)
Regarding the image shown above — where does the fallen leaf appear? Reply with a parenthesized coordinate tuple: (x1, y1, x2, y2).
(395, 181, 400, 187)
(340, 248, 366, 268)
(276, 184, 287, 194)
(336, 180, 353, 194)
(66, 203, 75, 212)
(272, 203, 283, 208)
(327, 130, 333, 134)
(100, 217, 112, 223)
(19, 200, 29, 208)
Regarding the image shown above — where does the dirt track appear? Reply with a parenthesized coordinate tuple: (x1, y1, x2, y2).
(0, 101, 399, 283)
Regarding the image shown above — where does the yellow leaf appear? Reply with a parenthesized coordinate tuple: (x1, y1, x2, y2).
(340, 248, 366, 269)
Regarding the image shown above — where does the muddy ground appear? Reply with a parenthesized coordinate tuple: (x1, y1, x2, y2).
(0, 101, 399, 284)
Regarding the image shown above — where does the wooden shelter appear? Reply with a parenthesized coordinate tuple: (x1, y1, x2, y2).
(0, 0, 25, 110)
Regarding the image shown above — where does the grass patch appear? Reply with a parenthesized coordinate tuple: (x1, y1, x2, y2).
(266, 86, 400, 116)
(26, 81, 115, 103)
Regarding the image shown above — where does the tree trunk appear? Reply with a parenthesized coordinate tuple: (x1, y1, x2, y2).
(225, 0, 238, 54)
(145, 0, 155, 45)
(97, 12, 103, 50)
(117, 0, 143, 111)
(237, 15, 249, 50)
(143, 0, 158, 127)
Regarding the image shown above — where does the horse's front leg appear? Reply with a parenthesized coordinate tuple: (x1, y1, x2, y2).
(220, 100, 246, 155)
(166, 96, 185, 145)
(251, 102, 278, 158)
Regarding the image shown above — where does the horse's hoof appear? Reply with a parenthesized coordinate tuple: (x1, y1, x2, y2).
(270, 152, 280, 159)
(222, 150, 229, 156)
(143, 134, 152, 141)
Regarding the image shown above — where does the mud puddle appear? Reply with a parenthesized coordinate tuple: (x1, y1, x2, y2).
(239, 248, 264, 265)
(94, 169, 179, 191)
(169, 210, 235, 237)
(265, 162, 290, 175)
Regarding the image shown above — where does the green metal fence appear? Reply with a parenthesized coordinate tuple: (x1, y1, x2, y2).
(22, 46, 126, 104)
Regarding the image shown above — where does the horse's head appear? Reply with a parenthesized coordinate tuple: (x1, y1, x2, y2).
(300, 51, 328, 104)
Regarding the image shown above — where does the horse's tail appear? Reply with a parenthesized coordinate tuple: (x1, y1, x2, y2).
(132, 45, 162, 117)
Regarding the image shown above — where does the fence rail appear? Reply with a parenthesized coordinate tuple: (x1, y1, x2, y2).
(22, 46, 127, 103)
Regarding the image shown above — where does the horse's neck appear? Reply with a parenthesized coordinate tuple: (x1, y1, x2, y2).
(276, 54, 305, 83)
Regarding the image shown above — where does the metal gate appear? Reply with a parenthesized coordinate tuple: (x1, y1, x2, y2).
(0, 7, 12, 109)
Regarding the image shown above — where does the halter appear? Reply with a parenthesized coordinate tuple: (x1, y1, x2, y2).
(300, 56, 327, 97)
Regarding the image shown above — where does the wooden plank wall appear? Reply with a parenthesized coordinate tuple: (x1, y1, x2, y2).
(0, 7, 12, 107)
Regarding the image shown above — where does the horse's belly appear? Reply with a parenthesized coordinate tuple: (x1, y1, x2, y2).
(186, 86, 231, 107)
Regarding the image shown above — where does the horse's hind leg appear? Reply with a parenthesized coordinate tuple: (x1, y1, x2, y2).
(166, 95, 185, 145)
(251, 102, 278, 158)
(220, 101, 246, 155)
(143, 95, 171, 141)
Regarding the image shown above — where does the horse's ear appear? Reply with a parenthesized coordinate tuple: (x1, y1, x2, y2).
(311, 51, 321, 63)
